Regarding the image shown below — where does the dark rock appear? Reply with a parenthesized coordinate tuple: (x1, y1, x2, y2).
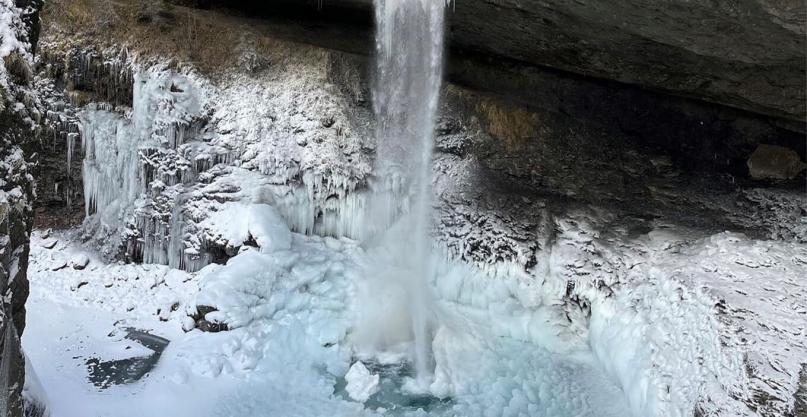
(747, 144, 807, 180)
(191, 305, 229, 332)
(796, 364, 806, 417)
(165, 0, 805, 179)
(14, 0, 44, 55)
(0, 3, 46, 415)
(3, 52, 33, 85)
(200, 0, 806, 122)
(321, 115, 336, 128)
(196, 319, 228, 333)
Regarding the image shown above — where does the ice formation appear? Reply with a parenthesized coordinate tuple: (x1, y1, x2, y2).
(79, 66, 208, 265)
(31, 222, 793, 417)
(72, 46, 378, 272)
(345, 361, 381, 403)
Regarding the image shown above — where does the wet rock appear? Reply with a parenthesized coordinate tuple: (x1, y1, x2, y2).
(747, 144, 807, 180)
(40, 238, 57, 249)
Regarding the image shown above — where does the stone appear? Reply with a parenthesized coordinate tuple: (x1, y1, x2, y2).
(50, 260, 67, 271)
(40, 238, 57, 249)
(71, 254, 90, 270)
(191, 305, 229, 333)
(181, 316, 196, 332)
(747, 144, 807, 180)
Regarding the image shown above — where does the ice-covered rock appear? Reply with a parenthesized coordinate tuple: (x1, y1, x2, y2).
(199, 203, 291, 254)
(0, 2, 46, 416)
(344, 361, 380, 403)
(70, 254, 90, 270)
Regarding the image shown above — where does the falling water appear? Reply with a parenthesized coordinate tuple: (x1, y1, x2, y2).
(361, 0, 447, 385)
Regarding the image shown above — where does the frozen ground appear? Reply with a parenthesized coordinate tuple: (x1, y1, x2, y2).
(23, 213, 807, 417)
(25, 223, 637, 417)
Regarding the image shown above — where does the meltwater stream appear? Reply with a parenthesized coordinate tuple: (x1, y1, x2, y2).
(358, 0, 448, 385)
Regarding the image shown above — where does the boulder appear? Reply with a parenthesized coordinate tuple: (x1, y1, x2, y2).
(70, 254, 90, 270)
(190, 305, 229, 333)
(747, 144, 807, 180)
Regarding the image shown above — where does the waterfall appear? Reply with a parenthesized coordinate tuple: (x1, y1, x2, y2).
(357, 0, 447, 385)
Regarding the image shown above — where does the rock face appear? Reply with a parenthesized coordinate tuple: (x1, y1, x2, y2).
(174, 0, 806, 179)
(0, 1, 45, 416)
(446, 0, 807, 121)
(0, 145, 33, 417)
(205, 0, 806, 123)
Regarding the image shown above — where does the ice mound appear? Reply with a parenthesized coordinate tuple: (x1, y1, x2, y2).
(200, 203, 292, 254)
(345, 361, 380, 403)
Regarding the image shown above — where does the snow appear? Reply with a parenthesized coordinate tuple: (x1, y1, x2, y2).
(25, 227, 636, 417)
(30, 209, 807, 417)
(199, 203, 291, 254)
(22, 356, 49, 417)
(345, 361, 380, 402)
(70, 253, 89, 269)
(0, 0, 31, 87)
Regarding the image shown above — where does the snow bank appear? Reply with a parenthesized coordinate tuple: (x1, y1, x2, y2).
(589, 280, 748, 417)
(29, 219, 807, 417)
(200, 203, 291, 254)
